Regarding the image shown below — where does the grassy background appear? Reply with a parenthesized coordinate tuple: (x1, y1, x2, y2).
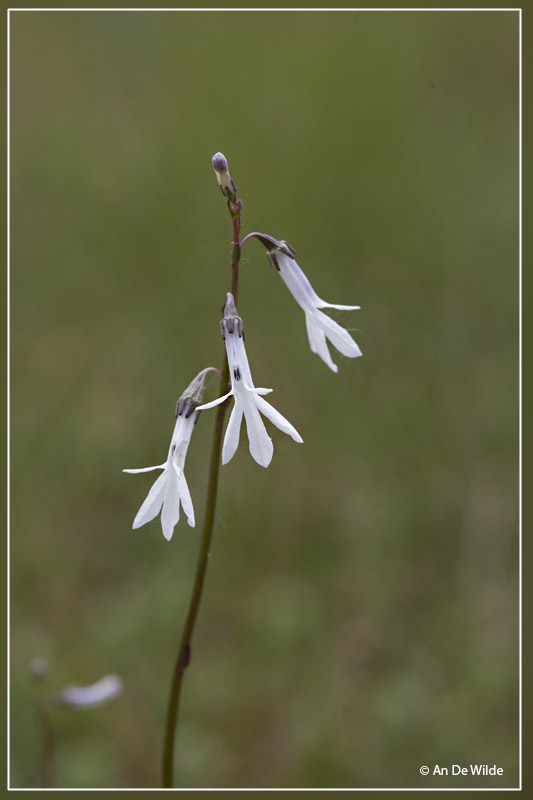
(10, 10, 519, 789)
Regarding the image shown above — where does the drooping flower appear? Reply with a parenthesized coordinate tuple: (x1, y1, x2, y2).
(197, 293, 303, 468)
(241, 232, 362, 373)
(50, 675, 123, 710)
(123, 368, 217, 540)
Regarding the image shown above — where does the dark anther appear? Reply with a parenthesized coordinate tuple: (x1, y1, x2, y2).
(184, 399, 196, 418)
(267, 251, 281, 272)
(177, 397, 197, 419)
(233, 367, 242, 381)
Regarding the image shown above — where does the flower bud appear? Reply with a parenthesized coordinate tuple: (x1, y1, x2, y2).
(211, 152, 228, 172)
(211, 151, 237, 198)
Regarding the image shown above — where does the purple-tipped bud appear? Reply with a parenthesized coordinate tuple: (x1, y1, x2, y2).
(212, 152, 229, 172)
(212, 152, 237, 197)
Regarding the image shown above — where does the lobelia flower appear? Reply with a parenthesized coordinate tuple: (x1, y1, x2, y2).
(197, 293, 303, 468)
(123, 368, 217, 540)
(241, 232, 362, 373)
(50, 675, 123, 710)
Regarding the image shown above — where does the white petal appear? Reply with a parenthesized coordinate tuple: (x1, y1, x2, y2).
(317, 301, 361, 311)
(167, 414, 195, 461)
(243, 402, 273, 468)
(132, 470, 169, 529)
(123, 463, 167, 473)
(254, 395, 303, 443)
(176, 468, 195, 528)
(196, 389, 233, 411)
(174, 438, 191, 470)
(161, 471, 180, 541)
(305, 312, 338, 373)
(250, 387, 273, 396)
(222, 400, 244, 465)
(317, 310, 363, 358)
(277, 254, 324, 310)
(226, 331, 255, 387)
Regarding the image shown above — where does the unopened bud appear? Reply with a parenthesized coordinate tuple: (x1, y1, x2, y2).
(211, 151, 237, 198)
(212, 152, 228, 172)
(176, 367, 220, 418)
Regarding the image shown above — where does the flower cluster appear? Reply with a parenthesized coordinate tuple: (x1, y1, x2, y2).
(125, 154, 362, 539)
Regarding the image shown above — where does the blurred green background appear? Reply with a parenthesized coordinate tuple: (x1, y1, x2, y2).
(10, 10, 519, 789)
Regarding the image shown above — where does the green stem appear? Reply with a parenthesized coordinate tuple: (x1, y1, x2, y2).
(32, 680, 55, 787)
(161, 195, 241, 788)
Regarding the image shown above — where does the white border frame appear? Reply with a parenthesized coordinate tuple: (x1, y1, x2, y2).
(6, 6, 522, 792)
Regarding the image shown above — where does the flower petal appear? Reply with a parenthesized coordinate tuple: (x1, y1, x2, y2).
(174, 439, 191, 470)
(243, 401, 273, 468)
(317, 301, 361, 311)
(305, 312, 338, 372)
(222, 399, 244, 465)
(53, 675, 123, 710)
(250, 387, 273, 396)
(123, 464, 167, 473)
(161, 471, 180, 541)
(132, 470, 169, 529)
(277, 254, 324, 310)
(176, 468, 195, 528)
(196, 389, 233, 411)
(254, 395, 303, 443)
(317, 309, 362, 358)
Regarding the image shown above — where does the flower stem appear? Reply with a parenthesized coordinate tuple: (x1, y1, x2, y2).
(32, 676, 55, 787)
(161, 194, 241, 788)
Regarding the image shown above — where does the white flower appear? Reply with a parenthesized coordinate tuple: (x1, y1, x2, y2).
(275, 249, 362, 373)
(240, 232, 362, 372)
(123, 368, 216, 540)
(197, 293, 303, 468)
(51, 675, 123, 710)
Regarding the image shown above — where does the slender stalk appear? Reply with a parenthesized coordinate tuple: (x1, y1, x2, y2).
(161, 194, 241, 788)
(32, 672, 55, 788)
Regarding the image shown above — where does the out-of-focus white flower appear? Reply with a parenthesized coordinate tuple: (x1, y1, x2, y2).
(29, 657, 48, 678)
(212, 151, 236, 198)
(124, 368, 217, 540)
(197, 293, 303, 468)
(51, 675, 123, 710)
(241, 232, 362, 373)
